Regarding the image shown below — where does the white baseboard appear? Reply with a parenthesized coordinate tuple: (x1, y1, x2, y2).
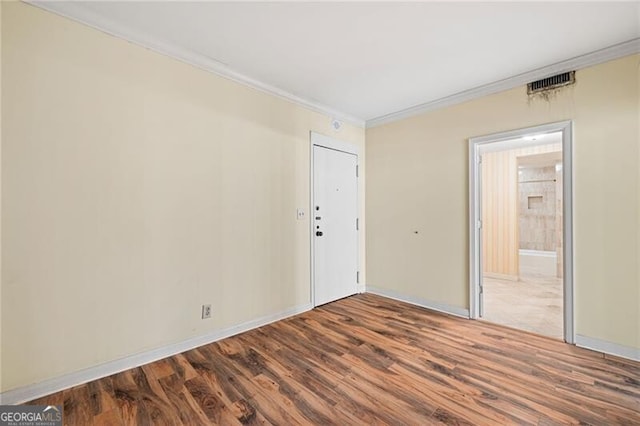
(0, 303, 312, 405)
(366, 286, 469, 319)
(575, 334, 640, 362)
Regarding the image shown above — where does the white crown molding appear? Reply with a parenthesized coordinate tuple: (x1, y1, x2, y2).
(366, 286, 470, 319)
(367, 38, 640, 128)
(23, 2, 640, 131)
(0, 302, 312, 405)
(25, 1, 365, 128)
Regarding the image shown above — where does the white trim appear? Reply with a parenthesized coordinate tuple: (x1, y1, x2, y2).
(575, 335, 640, 362)
(310, 131, 359, 156)
(562, 123, 575, 344)
(309, 135, 315, 308)
(469, 143, 481, 319)
(367, 39, 640, 128)
(366, 286, 469, 319)
(24, 2, 640, 130)
(469, 121, 575, 344)
(25, 1, 365, 128)
(0, 303, 312, 405)
(470, 121, 572, 145)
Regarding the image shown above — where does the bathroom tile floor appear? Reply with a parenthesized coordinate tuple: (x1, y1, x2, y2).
(482, 274, 563, 340)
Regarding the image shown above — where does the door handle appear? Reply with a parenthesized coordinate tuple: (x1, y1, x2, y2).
(316, 231, 323, 236)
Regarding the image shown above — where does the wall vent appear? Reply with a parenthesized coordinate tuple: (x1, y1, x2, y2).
(527, 71, 575, 94)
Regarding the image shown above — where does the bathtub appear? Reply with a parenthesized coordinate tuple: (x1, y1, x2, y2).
(519, 249, 558, 277)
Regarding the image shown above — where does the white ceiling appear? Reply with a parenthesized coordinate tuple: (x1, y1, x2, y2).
(32, 2, 640, 126)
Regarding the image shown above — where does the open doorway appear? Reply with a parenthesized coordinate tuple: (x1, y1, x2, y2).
(469, 122, 573, 343)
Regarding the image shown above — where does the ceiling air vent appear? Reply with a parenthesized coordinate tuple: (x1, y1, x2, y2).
(527, 71, 575, 94)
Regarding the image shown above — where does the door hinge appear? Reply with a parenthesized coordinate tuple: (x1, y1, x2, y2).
(479, 284, 484, 294)
(477, 220, 482, 229)
(477, 155, 483, 164)
(356, 165, 359, 177)
(357, 271, 360, 284)
(356, 218, 359, 230)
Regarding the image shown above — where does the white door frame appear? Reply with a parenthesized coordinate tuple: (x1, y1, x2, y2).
(468, 121, 574, 344)
(310, 131, 359, 308)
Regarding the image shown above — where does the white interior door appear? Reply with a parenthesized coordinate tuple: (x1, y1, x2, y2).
(313, 145, 358, 306)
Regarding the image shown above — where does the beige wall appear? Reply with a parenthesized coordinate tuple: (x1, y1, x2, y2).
(367, 55, 639, 350)
(1, 2, 365, 392)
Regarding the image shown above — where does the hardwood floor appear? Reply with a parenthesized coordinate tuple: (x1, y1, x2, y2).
(27, 294, 640, 425)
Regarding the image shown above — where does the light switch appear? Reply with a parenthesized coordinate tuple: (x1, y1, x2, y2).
(296, 208, 306, 220)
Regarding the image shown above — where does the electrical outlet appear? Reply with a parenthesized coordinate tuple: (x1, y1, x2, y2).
(202, 304, 212, 319)
(296, 208, 305, 220)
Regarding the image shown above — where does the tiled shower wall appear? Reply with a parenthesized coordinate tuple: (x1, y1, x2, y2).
(518, 166, 557, 251)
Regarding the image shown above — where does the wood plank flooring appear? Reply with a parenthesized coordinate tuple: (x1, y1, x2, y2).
(27, 294, 640, 425)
